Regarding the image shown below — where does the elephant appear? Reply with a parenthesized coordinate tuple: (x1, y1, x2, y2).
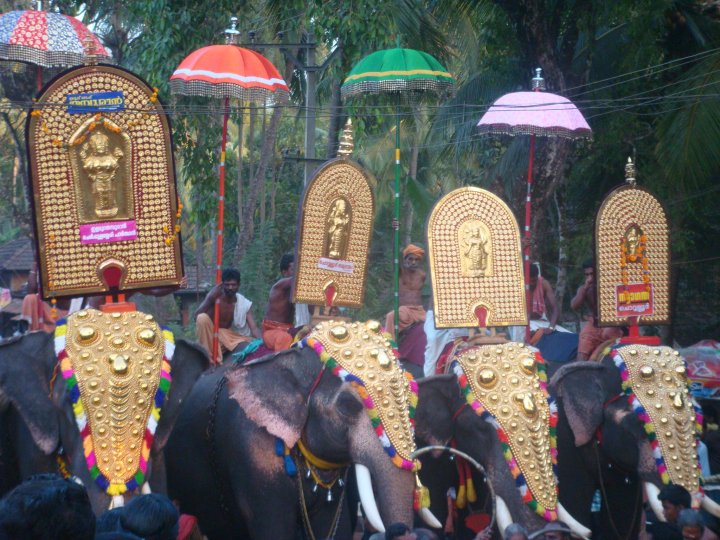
(414, 370, 589, 537)
(0, 328, 210, 514)
(550, 347, 720, 539)
(165, 324, 438, 540)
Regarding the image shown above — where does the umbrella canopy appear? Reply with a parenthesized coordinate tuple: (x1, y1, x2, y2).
(477, 91, 591, 140)
(341, 47, 453, 99)
(0, 9, 110, 68)
(170, 44, 289, 103)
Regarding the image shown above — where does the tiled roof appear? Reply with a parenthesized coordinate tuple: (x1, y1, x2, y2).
(0, 237, 34, 271)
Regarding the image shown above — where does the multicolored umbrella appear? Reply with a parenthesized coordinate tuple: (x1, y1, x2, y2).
(0, 9, 110, 68)
(170, 18, 288, 363)
(341, 47, 454, 338)
(477, 69, 591, 340)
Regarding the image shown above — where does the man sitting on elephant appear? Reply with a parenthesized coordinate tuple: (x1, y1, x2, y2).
(262, 253, 296, 351)
(385, 244, 427, 340)
(195, 268, 261, 363)
(570, 259, 624, 360)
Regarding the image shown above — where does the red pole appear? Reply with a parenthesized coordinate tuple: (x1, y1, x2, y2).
(212, 97, 230, 364)
(524, 134, 535, 343)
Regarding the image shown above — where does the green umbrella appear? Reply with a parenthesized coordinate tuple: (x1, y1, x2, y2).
(341, 47, 454, 338)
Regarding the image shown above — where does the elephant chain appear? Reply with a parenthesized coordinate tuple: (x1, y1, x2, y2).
(297, 466, 348, 540)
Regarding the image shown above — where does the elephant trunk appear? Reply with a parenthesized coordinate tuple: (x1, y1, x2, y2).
(355, 464, 385, 533)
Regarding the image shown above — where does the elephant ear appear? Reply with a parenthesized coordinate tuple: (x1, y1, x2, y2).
(153, 339, 211, 451)
(0, 332, 60, 455)
(225, 346, 320, 449)
(550, 362, 608, 447)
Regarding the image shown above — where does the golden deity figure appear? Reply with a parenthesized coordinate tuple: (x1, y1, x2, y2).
(624, 224, 643, 258)
(326, 198, 351, 259)
(80, 131, 125, 218)
(459, 221, 490, 277)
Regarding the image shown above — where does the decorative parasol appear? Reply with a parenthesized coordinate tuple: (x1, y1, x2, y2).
(170, 17, 288, 363)
(341, 46, 454, 338)
(0, 8, 110, 89)
(477, 69, 591, 341)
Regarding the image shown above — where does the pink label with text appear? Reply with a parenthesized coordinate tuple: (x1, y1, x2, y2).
(317, 257, 355, 274)
(80, 220, 137, 244)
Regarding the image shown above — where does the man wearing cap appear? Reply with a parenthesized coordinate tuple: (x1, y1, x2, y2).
(529, 521, 574, 540)
(385, 244, 427, 340)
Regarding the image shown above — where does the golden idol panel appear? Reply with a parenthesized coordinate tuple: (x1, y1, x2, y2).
(428, 187, 526, 328)
(294, 158, 375, 308)
(595, 185, 670, 326)
(27, 65, 182, 299)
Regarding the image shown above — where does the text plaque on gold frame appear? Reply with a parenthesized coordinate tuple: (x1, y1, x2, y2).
(27, 65, 182, 299)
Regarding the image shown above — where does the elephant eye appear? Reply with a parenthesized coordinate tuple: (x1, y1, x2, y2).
(336, 390, 363, 419)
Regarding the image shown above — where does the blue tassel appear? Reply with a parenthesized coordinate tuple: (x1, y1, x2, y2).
(284, 455, 297, 477)
(275, 438, 284, 457)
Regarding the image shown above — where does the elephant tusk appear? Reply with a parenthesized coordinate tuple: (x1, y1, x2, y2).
(355, 464, 385, 533)
(701, 494, 720, 517)
(418, 507, 442, 529)
(109, 494, 124, 509)
(644, 482, 666, 522)
(141, 482, 152, 494)
(495, 496, 513, 539)
(558, 502, 592, 538)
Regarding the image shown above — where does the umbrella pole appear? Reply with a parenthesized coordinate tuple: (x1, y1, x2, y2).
(393, 98, 401, 339)
(524, 134, 535, 343)
(212, 97, 230, 364)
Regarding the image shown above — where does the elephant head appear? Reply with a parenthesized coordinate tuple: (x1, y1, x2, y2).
(0, 328, 210, 514)
(414, 342, 590, 537)
(550, 344, 720, 531)
(166, 320, 438, 539)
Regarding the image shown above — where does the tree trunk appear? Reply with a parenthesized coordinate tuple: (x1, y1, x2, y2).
(1, 112, 30, 232)
(259, 106, 267, 224)
(234, 107, 244, 268)
(554, 190, 568, 316)
(326, 76, 343, 159)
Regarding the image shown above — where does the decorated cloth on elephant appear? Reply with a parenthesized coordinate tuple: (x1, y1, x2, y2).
(196, 292, 254, 362)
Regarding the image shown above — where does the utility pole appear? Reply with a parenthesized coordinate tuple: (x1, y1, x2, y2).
(241, 31, 339, 185)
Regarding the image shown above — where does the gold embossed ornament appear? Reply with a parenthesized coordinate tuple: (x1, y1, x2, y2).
(55, 309, 174, 496)
(298, 320, 419, 470)
(451, 343, 559, 520)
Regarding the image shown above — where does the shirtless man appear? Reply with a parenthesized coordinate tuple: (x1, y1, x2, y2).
(262, 253, 296, 351)
(195, 268, 260, 363)
(385, 244, 427, 340)
(570, 258, 623, 360)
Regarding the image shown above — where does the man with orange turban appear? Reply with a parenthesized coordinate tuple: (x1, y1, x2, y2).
(385, 243, 427, 340)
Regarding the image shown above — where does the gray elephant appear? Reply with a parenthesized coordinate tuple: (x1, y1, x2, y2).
(550, 345, 720, 538)
(165, 320, 439, 540)
(0, 329, 210, 513)
(414, 343, 588, 536)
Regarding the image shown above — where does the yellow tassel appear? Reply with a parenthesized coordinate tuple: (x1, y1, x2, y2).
(466, 476, 477, 503)
(413, 475, 430, 511)
(456, 484, 467, 509)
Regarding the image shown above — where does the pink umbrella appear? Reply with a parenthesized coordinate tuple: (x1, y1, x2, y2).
(477, 69, 591, 340)
(170, 18, 288, 363)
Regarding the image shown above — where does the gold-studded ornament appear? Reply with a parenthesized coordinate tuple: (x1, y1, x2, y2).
(609, 344, 703, 494)
(298, 320, 419, 471)
(55, 309, 174, 497)
(451, 342, 559, 520)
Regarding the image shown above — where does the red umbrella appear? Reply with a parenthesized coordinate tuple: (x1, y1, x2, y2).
(477, 69, 591, 340)
(0, 9, 110, 89)
(170, 18, 289, 363)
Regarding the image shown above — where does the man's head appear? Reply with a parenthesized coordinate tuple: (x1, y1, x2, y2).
(529, 263, 540, 288)
(280, 253, 294, 277)
(385, 523, 416, 540)
(221, 268, 241, 297)
(678, 509, 706, 540)
(504, 523, 529, 540)
(531, 521, 572, 540)
(582, 258, 594, 283)
(403, 244, 425, 270)
(120, 493, 179, 540)
(658, 483, 692, 523)
(0, 473, 96, 540)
